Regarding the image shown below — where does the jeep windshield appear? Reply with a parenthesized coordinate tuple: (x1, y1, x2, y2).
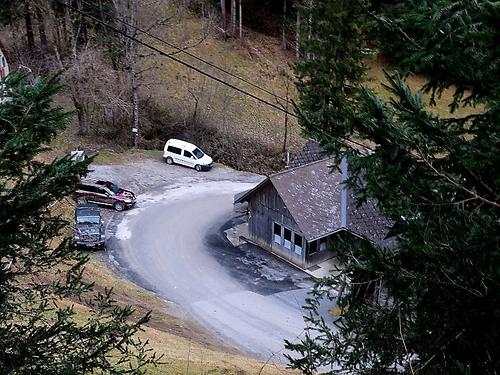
(193, 148, 204, 159)
(77, 216, 101, 225)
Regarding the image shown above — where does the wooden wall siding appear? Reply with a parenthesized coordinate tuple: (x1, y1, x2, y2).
(248, 182, 306, 267)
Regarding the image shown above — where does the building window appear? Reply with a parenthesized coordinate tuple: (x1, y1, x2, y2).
(294, 233, 303, 255)
(308, 240, 318, 256)
(319, 238, 327, 252)
(284, 228, 292, 249)
(273, 223, 282, 244)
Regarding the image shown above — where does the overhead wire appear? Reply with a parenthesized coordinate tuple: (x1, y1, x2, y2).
(77, 0, 291, 105)
(54, 0, 295, 116)
(53, 0, 373, 152)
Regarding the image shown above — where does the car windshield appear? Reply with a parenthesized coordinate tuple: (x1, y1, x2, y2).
(104, 182, 120, 194)
(193, 148, 204, 159)
(77, 216, 101, 225)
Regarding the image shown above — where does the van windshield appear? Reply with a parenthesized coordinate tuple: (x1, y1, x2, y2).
(193, 148, 204, 159)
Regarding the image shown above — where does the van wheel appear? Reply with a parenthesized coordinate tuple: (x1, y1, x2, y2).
(114, 201, 125, 211)
(195, 164, 202, 172)
(166, 157, 173, 165)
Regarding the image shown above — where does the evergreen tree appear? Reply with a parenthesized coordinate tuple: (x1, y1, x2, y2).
(287, 1, 499, 374)
(294, 0, 370, 152)
(0, 74, 158, 374)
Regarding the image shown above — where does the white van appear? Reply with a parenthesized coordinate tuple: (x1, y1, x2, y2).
(163, 139, 213, 171)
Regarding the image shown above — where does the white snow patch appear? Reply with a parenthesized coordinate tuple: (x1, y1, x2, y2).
(115, 217, 132, 240)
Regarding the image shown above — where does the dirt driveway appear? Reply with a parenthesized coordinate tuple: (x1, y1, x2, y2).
(87, 156, 314, 363)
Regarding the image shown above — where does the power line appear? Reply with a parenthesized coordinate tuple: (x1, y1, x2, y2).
(77, 0, 291, 105)
(54, 0, 294, 117)
(53, 0, 373, 153)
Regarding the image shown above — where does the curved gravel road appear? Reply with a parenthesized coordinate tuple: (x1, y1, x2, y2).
(112, 182, 312, 361)
(89, 159, 316, 363)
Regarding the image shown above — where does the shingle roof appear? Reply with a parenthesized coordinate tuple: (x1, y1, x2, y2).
(288, 141, 394, 246)
(288, 139, 329, 168)
(270, 158, 342, 241)
(347, 193, 396, 248)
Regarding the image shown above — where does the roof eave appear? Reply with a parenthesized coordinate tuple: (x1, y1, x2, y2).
(233, 178, 270, 204)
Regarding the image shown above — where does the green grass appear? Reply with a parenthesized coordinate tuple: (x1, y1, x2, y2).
(365, 59, 482, 118)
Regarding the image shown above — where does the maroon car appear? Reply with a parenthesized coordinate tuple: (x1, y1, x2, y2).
(73, 181, 136, 211)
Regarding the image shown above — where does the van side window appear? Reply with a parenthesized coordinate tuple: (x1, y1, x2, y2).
(167, 146, 181, 155)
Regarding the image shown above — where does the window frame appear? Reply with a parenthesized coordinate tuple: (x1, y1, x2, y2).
(293, 233, 303, 255)
(273, 222, 282, 244)
(167, 145, 182, 155)
(283, 228, 292, 249)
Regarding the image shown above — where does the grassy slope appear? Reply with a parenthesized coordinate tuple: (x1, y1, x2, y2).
(62, 299, 297, 375)
(138, 11, 477, 161)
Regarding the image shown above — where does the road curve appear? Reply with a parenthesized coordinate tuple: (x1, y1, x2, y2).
(109, 181, 312, 362)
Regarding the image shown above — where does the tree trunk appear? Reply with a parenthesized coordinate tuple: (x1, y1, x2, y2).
(230, 0, 236, 35)
(282, 0, 287, 49)
(73, 96, 89, 135)
(295, 4, 300, 59)
(307, 0, 313, 60)
(35, 2, 48, 51)
(220, 0, 227, 39)
(71, 0, 88, 47)
(239, 0, 242, 40)
(50, 5, 63, 51)
(24, 0, 35, 53)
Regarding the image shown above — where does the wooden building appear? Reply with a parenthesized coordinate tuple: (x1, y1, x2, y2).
(235, 156, 394, 269)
